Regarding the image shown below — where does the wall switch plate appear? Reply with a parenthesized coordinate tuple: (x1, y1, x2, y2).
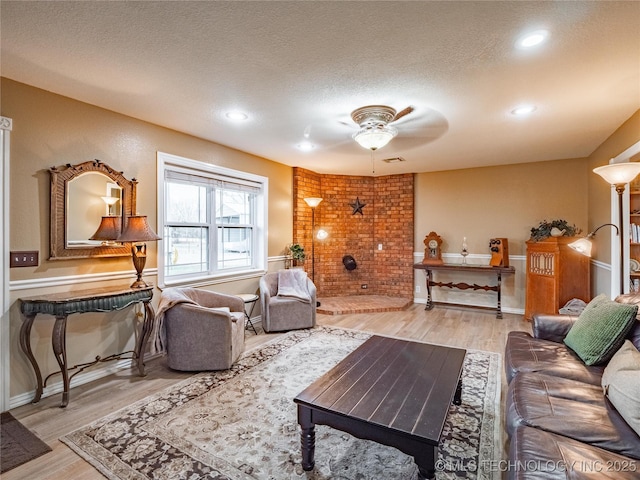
(415, 285, 421, 293)
(10, 251, 39, 267)
(378, 243, 383, 250)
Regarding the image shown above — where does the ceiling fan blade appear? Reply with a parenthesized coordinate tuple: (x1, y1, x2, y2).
(392, 106, 414, 123)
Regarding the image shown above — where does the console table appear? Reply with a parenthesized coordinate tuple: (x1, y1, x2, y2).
(19, 285, 155, 407)
(413, 263, 515, 319)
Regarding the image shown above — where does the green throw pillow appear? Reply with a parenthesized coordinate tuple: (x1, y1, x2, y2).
(564, 294, 638, 366)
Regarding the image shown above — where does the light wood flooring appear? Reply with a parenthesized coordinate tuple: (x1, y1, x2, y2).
(2, 303, 529, 480)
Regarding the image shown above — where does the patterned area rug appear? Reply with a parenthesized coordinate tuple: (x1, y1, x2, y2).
(61, 326, 502, 479)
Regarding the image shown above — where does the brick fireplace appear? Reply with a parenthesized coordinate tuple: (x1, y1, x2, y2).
(292, 168, 414, 299)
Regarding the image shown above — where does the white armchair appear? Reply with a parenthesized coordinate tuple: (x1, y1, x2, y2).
(259, 271, 316, 333)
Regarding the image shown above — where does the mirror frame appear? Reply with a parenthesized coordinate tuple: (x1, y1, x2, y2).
(50, 159, 137, 259)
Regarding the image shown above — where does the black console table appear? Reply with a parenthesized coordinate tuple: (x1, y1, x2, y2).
(413, 263, 515, 319)
(19, 285, 155, 407)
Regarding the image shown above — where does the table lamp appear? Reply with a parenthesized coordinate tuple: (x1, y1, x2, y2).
(117, 215, 161, 288)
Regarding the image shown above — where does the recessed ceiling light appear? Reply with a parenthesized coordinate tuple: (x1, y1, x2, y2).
(297, 141, 315, 152)
(517, 30, 549, 49)
(511, 105, 537, 116)
(225, 111, 249, 121)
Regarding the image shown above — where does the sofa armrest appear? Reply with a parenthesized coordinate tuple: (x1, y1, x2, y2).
(532, 313, 578, 343)
(178, 303, 237, 323)
(198, 291, 245, 313)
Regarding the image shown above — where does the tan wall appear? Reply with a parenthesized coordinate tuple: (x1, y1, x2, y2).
(587, 110, 640, 263)
(2, 78, 293, 400)
(414, 158, 589, 310)
(586, 109, 640, 296)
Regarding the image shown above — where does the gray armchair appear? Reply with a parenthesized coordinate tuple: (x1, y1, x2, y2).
(157, 287, 245, 371)
(259, 271, 316, 333)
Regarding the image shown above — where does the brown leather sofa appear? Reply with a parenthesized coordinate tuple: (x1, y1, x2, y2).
(504, 294, 640, 479)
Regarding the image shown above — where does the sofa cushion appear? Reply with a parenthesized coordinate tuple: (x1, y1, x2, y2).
(532, 313, 577, 343)
(505, 331, 604, 385)
(602, 340, 640, 437)
(508, 426, 640, 480)
(506, 372, 640, 459)
(564, 294, 638, 365)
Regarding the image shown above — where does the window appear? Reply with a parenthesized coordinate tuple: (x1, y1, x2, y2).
(157, 152, 268, 286)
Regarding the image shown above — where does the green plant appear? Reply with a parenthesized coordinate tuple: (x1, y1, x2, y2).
(529, 219, 582, 242)
(288, 242, 305, 261)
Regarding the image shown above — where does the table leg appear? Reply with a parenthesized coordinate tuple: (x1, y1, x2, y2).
(454, 373, 463, 405)
(51, 314, 69, 408)
(425, 270, 434, 310)
(298, 405, 316, 471)
(244, 301, 258, 335)
(134, 301, 155, 377)
(19, 313, 43, 404)
(496, 272, 503, 319)
(416, 445, 437, 479)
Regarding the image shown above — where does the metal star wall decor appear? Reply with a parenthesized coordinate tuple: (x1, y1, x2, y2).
(349, 197, 366, 215)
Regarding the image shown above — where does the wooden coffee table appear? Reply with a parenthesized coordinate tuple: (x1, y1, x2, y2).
(294, 335, 466, 479)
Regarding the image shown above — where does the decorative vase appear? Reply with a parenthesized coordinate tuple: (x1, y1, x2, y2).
(461, 237, 469, 264)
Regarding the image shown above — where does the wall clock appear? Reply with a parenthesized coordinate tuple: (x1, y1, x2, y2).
(423, 231, 444, 265)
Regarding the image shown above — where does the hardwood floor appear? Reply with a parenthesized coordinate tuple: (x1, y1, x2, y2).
(3, 303, 529, 479)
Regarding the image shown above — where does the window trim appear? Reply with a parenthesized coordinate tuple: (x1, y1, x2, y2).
(157, 151, 268, 288)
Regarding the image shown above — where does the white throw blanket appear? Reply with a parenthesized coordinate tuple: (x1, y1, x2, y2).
(153, 288, 199, 353)
(277, 269, 311, 303)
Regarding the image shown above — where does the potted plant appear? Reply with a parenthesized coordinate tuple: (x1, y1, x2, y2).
(529, 219, 582, 242)
(288, 243, 305, 266)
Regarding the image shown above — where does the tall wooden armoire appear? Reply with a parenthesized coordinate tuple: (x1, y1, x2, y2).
(524, 237, 591, 320)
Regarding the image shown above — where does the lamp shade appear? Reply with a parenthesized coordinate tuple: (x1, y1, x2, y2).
(101, 196, 119, 206)
(89, 216, 121, 241)
(568, 237, 593, 257)
(117, 215, 161, 242)
(353, 125, 397, 150)
(568, 224, 619, 259)
(593, 162, 640, 185)
(304, 197, 323, 208)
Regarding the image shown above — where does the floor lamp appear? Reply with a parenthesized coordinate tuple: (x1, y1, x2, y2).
(303, 197, 323, 283)
(591, 162, 640, 294)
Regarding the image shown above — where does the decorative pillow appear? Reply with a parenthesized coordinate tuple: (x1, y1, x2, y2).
(601, 340, 640, 436)
(564, 294, 638, 365)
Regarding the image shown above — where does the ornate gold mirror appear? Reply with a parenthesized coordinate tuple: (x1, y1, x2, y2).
(50, 160, 137, 259)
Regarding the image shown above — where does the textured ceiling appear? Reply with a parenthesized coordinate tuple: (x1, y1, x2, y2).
(1, 1, 639, 176)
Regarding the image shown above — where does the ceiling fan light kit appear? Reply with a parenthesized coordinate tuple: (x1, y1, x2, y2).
(351, 104, 412, 151)
(353, 125, 397, 150)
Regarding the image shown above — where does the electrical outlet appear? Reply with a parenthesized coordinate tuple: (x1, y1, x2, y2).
(415, 285, 421, 293)
(361, 284, 368, 289)
(378, 243, 383, 250)
(10, 251, 39, 267)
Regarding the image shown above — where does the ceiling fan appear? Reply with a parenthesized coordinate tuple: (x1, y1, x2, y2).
(350, 105, 414, 151)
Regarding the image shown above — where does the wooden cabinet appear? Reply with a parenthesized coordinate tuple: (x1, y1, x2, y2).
(524, 238, 590, 320)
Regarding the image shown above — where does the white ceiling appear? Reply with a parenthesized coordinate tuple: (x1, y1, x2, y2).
(2, 1, 639, 176)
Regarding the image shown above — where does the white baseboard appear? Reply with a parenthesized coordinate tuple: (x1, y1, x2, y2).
(9, 352, 163, 409)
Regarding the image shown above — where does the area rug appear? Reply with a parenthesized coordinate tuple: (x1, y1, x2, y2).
(1, 411, 52, 473)
(61, 326, 502, 479)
